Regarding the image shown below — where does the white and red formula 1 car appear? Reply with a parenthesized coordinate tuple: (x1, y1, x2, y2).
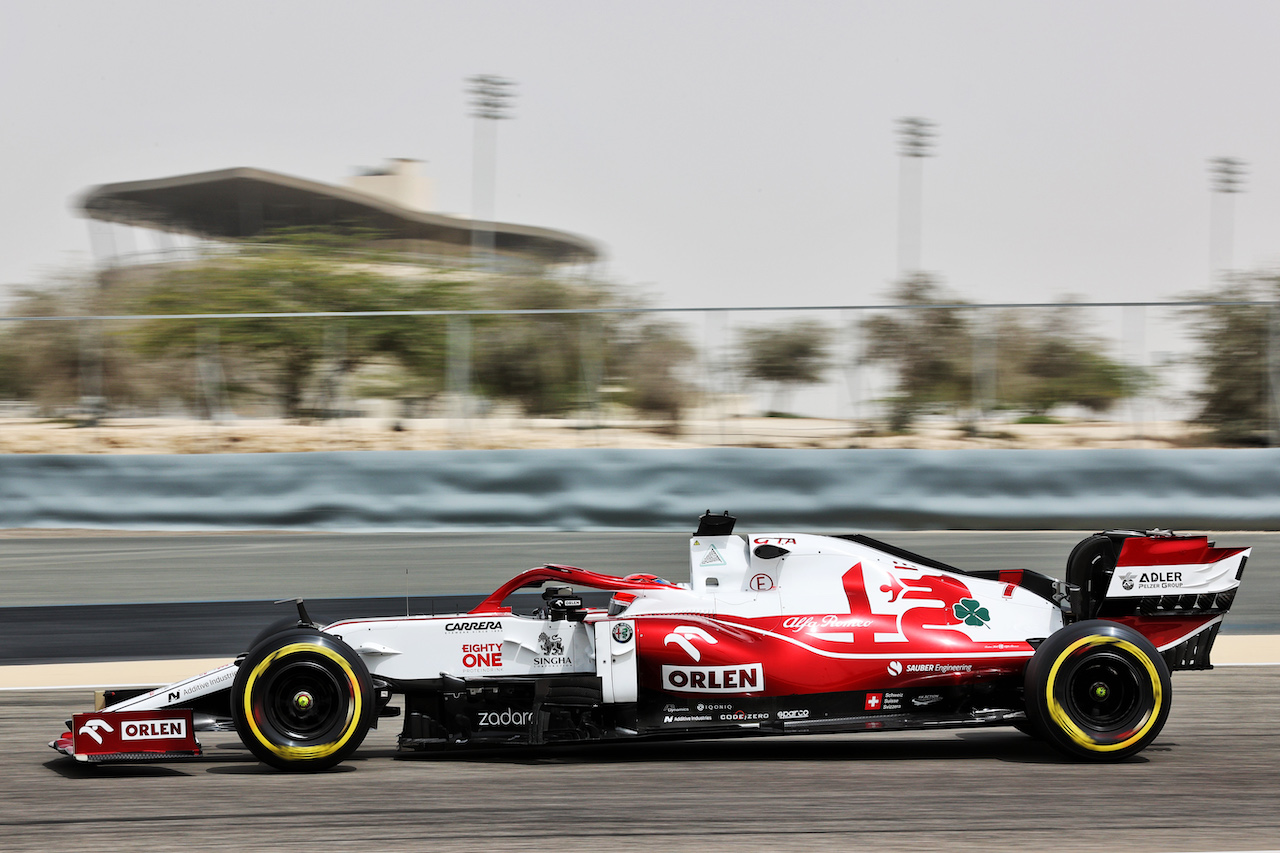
(51, 512, 1249, 770)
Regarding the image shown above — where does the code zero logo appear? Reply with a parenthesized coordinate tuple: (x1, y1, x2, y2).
(887, 660, 903, 677)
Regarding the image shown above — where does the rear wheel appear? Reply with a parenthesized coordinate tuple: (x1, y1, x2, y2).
(1024, 620, 1171, 761)
(232, 628, 373, 771)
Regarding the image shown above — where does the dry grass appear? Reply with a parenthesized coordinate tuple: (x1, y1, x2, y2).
(0, 416, 1209, 454)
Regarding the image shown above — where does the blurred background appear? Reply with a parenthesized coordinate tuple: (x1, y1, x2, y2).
(2, 1, 1279, 452)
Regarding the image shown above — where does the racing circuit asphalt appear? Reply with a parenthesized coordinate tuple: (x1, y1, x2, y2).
(2, 670, 1278, 852)
(2, 531, 1279, 851)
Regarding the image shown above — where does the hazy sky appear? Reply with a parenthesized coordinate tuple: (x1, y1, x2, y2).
(3, 0, 1279, 309)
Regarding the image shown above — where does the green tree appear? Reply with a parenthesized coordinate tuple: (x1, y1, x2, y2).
(470, 277, 610, 416)
(0, 335, 23, 399)
(3, 233, 700, 424)
(735, 319, 832, 415)
(862, 279, 1147, 430)
(1184, 275, 1280, 445)
(861, 275, 972, 430)
(0, 272, 153, 414)
(469, 278, 699, 422)
(997, 305, 1149, 417)
(612, 318, 696, 423)
(133, 241, 470, 418)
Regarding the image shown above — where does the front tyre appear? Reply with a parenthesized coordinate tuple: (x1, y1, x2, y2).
(232, 628, 373, 771)
(1024, 620, 1171, 761)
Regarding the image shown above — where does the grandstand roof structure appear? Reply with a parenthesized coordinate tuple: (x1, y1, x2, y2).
(80, 166, 599, 265)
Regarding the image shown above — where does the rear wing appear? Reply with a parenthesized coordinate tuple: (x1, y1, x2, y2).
(1065, 530, 1249, 670)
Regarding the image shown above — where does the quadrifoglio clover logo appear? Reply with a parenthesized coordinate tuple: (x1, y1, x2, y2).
(953, 598, 991, 628)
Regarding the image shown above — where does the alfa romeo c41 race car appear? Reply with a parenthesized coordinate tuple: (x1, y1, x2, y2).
(51, 512, 1250, 770)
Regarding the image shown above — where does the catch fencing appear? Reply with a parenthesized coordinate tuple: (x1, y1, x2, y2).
(2, 300, 1279, 448)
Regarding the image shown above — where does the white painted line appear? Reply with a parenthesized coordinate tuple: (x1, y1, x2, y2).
(0, 683, 170, 692)
(0, 658, 232, 691)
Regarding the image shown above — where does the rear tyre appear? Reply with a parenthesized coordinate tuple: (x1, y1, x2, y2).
(1024, 620, 1171, 761)
(232, 628, 373, 771)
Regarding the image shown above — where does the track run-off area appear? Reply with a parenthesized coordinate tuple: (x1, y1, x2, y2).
(2, 530, 1278, 851)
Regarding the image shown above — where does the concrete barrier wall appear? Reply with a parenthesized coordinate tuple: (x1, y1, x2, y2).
(2, 448, 1279, 531)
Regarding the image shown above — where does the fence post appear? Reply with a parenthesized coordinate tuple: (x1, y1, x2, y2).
(447, 315, 472, 448)
(1271, 301, 1280, 446)
(842, 308, 861, 439)
(196, 326, 228, 421)
(1123, 304, 1146, 441)
(700, 310, 722, 446)
(578, 313, 604, 444)
(77, 317, 104, 427)
(321, 320, 347, 422)
(969, 308, 981, 430)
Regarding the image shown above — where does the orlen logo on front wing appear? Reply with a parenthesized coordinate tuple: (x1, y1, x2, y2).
(121, 718, 188, 740)
(662, 664, 763, 694)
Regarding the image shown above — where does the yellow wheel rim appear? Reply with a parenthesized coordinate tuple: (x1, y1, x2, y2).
(242, 642, 364, 762)
(1044, 635, 1162, 753)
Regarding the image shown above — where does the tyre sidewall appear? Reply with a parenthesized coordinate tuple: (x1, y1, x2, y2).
(1025, 619, 1171, 761)
(245, 616, 312, 653)
(232, 628, 373, 771)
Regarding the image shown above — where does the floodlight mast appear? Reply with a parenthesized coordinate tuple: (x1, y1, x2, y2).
(1207, 156, 1247, 279)
(468, 74, 515, 121)
(467, 75, 517, 269)
(895, 117, 937, 277)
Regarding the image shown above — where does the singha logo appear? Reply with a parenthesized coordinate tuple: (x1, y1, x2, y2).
(1121, 572, 1136, 591)
(538, 632, 564, 655)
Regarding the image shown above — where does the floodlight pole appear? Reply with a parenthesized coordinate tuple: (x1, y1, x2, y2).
(466, 74, 516, 271)
(895, 117, 936, 277)
(1207, 156, 1247, 281)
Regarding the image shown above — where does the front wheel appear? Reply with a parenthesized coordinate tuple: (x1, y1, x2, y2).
(1024, 620, 1171, 761)
(232, 628, 373, 771)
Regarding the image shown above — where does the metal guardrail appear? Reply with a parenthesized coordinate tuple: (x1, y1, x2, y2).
(2, 447, 1279, 531)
